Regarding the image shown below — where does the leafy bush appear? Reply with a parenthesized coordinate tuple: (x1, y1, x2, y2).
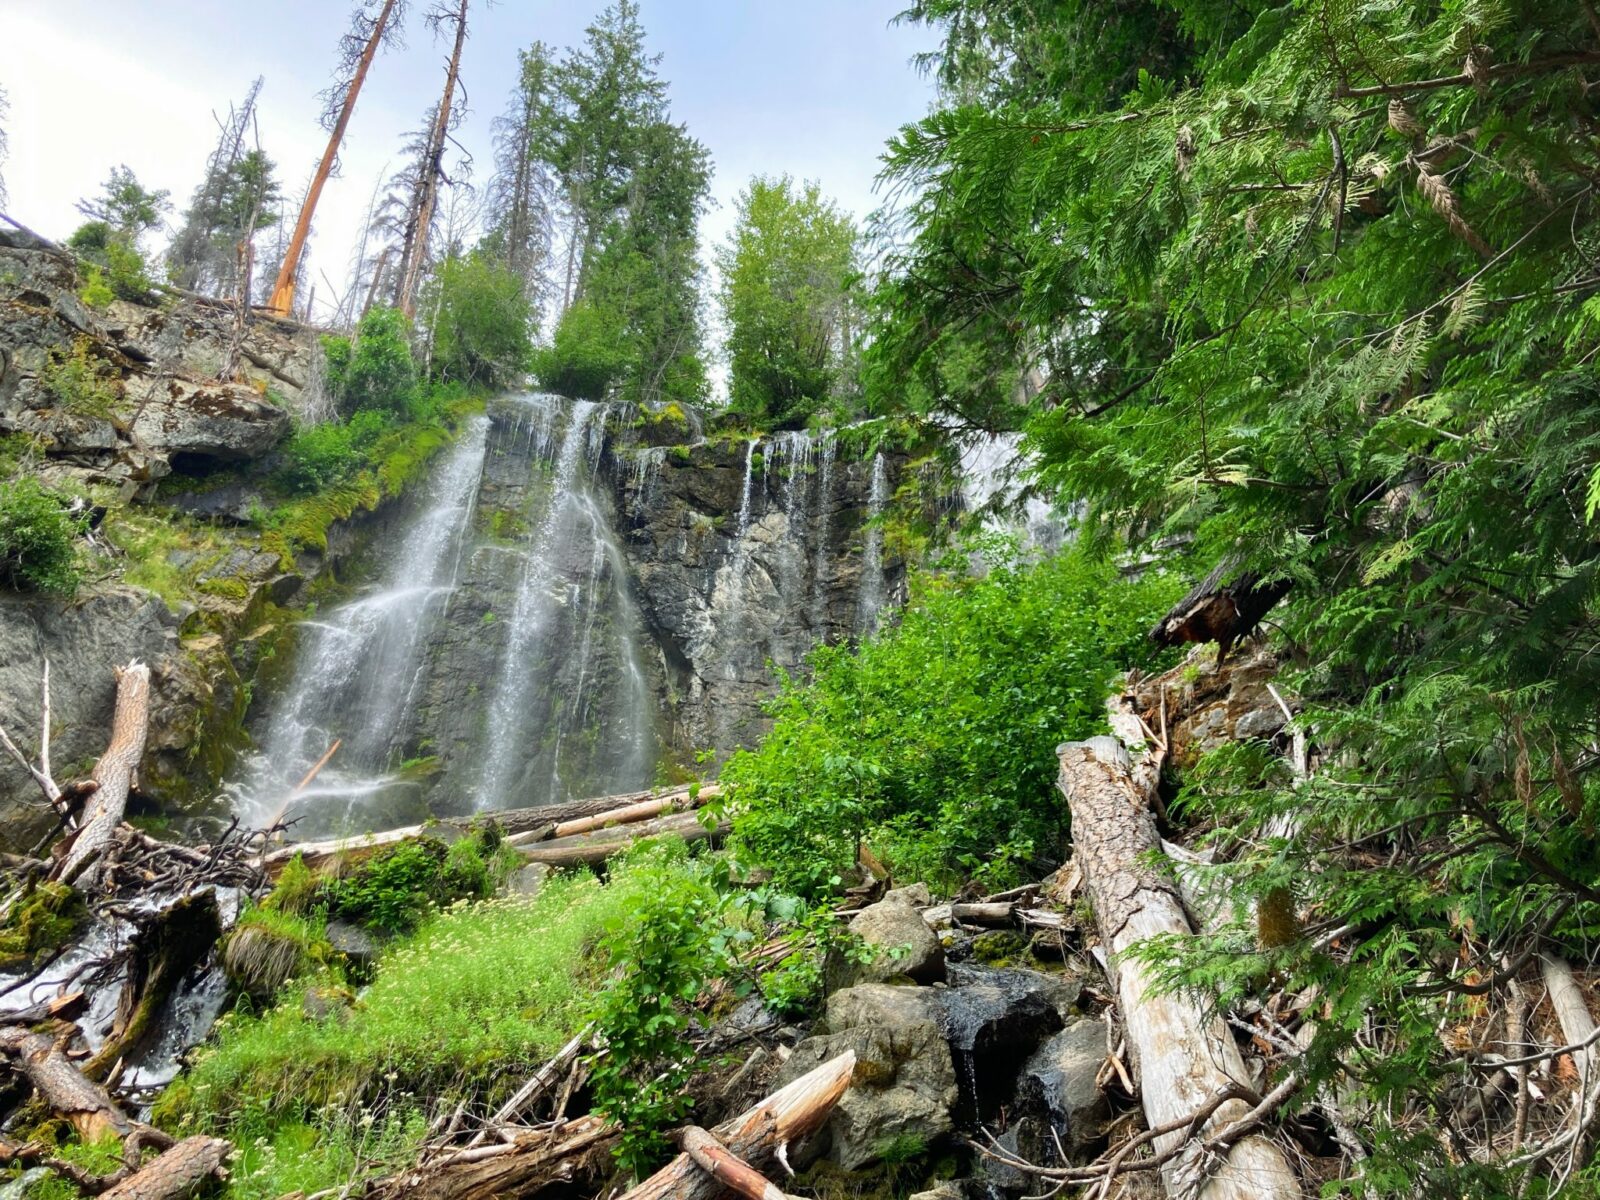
(422, 253, 532, 388)
(41, 337, 121, 418)
(585, 844, 734, 1174)
(723, 544, 1180, 894)
(530, 301, 627, 400)
(0, 478, 83, 594)
(275, 410, 391, 496)
(79, 266, 114, 310)
(322, 307, 419, 418)
(320, 829, 516, 935)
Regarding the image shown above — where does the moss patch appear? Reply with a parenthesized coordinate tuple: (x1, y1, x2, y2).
(0, 883, 86, 974)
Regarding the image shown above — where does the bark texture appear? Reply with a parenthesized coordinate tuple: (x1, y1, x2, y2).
(54, 661, 150, 886)
(1057, 717, 1301, 1199)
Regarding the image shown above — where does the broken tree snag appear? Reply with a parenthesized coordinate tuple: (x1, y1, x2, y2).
(99, 1135, 230, 1200)
(54, 661, 151, 887)
(1056, 724, 1300, 1199)
(678, 1126, 790, 1200)
(0, 1025, 134, 1143)
(1149, 556, 1291, 663)
(621, 1050, 856, 1200)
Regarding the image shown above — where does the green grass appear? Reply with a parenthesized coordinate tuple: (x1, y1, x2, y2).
(173, 865, 658, 1126)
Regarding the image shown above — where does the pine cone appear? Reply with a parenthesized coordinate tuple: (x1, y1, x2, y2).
(1388, 98, 1424, 138)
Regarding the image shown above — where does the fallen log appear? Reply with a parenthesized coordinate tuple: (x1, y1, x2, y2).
(261, 783, 719, 876)
(677, 1126, 789, 1200)
(365, 1050, 854, 1200)
(517, 811, 728, 868)
(0, 1025, 134, 1142)
(620, 1049, 855, 1200)
(551, 789, 713, 839)
(53, 662, 151, 887)
(1055, 698, 1300, 1199)
(99, 1135, 230, 1200)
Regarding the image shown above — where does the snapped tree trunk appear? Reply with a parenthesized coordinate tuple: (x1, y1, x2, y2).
(0, 1026, 133, 1142)
(53, 661, 150, 887)
(99, 1136, 230, 1200)
(1056, 711, 1301, 1199)
(265, 0, 400, 317)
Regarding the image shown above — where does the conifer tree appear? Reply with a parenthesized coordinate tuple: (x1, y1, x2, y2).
(265, 0, 408, 317)
(483, 42, 558, 303)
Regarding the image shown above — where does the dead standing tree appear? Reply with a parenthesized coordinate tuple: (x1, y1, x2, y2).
(265, 0, 408, 317)
(393, 0, 470, 318)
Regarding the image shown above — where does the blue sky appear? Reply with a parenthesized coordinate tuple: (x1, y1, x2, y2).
(3, 0, 937, 330)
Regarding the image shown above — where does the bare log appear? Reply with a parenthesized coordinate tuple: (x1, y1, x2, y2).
(54, 662, 151, 887)
(518, 811, 729, 869)
(1056, 712, 1300, 1199)
(99, 1135, 230, 1200)
(0, 1026, 133, 1142)
(261, 783, 719, 875)
(678, 1126, 789, 1200)
(620, 1050, 855, 1200)
(551, 791, 707, 839)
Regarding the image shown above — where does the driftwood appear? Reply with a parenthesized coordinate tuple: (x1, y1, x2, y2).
(1054, 697, 1300, 1199)
(54, 662, 151, 887)
(619, 1050, 855, 1200)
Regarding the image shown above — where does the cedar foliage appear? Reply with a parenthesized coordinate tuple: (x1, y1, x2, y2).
(877, 0, 1600, 1190)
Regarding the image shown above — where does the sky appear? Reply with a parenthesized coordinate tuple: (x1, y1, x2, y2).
(1, 0, 938, 343)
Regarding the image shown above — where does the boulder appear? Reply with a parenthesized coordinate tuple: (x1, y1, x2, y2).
(828, 893, 945, 989)
(503, 862, 550, 899)
(1019, 1018, 1110, 1149)
(127, 376, 289, 463)
(778, 983, 959, 1170)
(326, 919, 380, 981)
(909, 1185, 967, 1200)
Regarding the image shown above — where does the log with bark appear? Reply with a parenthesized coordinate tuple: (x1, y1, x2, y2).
(1053, 697, 1302, 1199)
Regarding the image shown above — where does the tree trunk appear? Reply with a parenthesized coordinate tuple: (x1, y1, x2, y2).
(620, 1050, 855, 1200)
(1056, 716, 1301, 1199)
(53, 661, 150, 887)
(395, 0, 469, 318)
(99, 1136, 230, 1200)
(265, 0, 399, 317)
(0, 1026, 133, 1143)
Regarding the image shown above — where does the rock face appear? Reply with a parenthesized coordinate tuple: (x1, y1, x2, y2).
(0, 230, 311, 496)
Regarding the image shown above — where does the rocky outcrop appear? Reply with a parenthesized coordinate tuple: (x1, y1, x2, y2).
(0, 230, 314, 496)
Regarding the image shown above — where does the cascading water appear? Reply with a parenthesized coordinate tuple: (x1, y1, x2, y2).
(228, 417, 489, 835)
(856, 451, 889, 633)
(961, 433, 1070, 552)
(471, 397, 658, 811)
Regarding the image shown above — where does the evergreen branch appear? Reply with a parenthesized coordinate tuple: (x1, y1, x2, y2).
(1335, 52, 1600, 99)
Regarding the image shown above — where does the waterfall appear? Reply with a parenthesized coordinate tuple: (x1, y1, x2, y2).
(960, 433, 1069, 552)
(230, 416, 490, 833)
(856, 451, 889, 633)
(472, 398, 657, 812)
(810, 430, 837, 633)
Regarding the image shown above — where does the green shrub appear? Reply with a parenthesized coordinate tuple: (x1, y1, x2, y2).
(276, 410, 391, 496)
(723, 544, 1181, 894)
(104, 239, 155, 300)
(41, 337, 121, 418)
(66, 221, 155, 300)
(323, 307, 419, 418)
(0, 478, 84, 594)
(79, 266, 114, 310)
(530, 302, 627, 400)
(321, 829, 514, 935)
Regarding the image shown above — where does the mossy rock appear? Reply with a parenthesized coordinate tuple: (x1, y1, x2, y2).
(222, 909, 331, 1003)
(971, 930, 1030, 968)
(0, 883, 86, 974)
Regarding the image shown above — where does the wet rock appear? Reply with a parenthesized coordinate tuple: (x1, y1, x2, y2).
(939, 964, 1079, 1122)
(779, 983, 959, 1170)
(1020, 1018, 1110, 1149)
(909, 1185, 967, 1200)
(829, 894, 946, 989)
